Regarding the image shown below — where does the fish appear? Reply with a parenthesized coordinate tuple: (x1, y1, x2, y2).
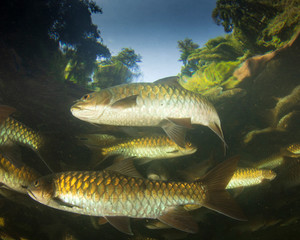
(0, 105, 44, 152)
(280, 143, 300, 157)
(27, 157, 245, 235)
(226, 168, 276, 189)
(76, 133, 119, 148)
(0, 105, 52, 172)
(99, 136, 197, 164)
(70, 77, 226, 149)
(254, 153, 285, 170)
(0, 152, 41, 194)
(179, 161, 276, 190)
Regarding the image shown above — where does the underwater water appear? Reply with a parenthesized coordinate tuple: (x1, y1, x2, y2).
(0, 0, 300, 240)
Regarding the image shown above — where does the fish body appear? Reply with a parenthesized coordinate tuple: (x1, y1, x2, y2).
(281, 143, 300, 157)
(226, 168, 276, 189)
(71, 81, 225, 148)
(101, 136, 196, 161)
(28, 157, 245, 234)
(0, 153, 41, 194)
(0, 117, 43, 151)
(76, 134, 119, 147)
(254, 153, 285, 170)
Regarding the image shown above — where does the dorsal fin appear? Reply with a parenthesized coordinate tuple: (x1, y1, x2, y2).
(106, 158, 143, 178)
(154, 76, 183, 88)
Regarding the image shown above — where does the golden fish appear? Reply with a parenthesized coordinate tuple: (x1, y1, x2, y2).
(280, 143, 300, 157)
(100, 136, 196, 163)
(226, 168, 276, 189)
(0, 105, 52, 172)
(28, 157, 245, 235)
(0, 153, 41, 194)
(71, 77, 226, 149)
(254, 153, 285, 170)
(0, 105, 43, 151)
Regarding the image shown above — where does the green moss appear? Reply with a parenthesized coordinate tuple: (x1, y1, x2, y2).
(180, 60, 240, 93)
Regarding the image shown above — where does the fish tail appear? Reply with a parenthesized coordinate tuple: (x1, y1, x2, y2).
(199, 156, 247, 221)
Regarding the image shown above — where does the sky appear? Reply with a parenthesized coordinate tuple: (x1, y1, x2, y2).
(92, 0, 225, 82)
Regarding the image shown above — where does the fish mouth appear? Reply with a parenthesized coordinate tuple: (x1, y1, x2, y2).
(27, 188, 37, 200)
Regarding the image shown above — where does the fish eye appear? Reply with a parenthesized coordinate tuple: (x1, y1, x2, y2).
(82, 94, 90, 101)
(34, 180, 39, 187)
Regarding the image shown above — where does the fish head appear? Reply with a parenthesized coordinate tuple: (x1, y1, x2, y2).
(262, 169, 277, 180)
(166, 142, 197, 157)
(70, 90, 112, 123)
(27, 176, 54, 205)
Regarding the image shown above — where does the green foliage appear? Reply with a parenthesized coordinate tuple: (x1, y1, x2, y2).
(178, 0, 300, 93)
(212, 0, 300, 53)
(92, 48, 142, 89)
(111, 48, 142, 72)
(188, 34, 245, 69)
(180, 61, 241, 93)
(0, 0, 110, 86)
(257, 0, 300, 49)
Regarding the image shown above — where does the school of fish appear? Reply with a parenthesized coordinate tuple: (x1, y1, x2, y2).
(3, 78, 300, 237)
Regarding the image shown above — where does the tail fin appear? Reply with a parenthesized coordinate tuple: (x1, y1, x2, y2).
(200, 156, 247, 221)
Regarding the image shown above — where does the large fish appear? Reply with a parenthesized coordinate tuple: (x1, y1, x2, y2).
(70, 77, 226, 149)
(27, 157, 245, 235)
(0, 152, 41, 194)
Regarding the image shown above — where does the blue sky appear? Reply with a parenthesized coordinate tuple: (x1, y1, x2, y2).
(93, 0, 225, 82)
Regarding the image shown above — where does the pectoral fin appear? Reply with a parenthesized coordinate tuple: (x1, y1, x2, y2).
(167, 118, 192, 129)
(160, 119, 187, 148)
(208, 122, 227, 154)
(105, 216, 133, 235)
(110, 95, 138, 109)
(53, 197, 81, 209)
(158, 206, 198, 233)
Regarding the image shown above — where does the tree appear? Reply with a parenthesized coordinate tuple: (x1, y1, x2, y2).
(93, 48, 142, 89)
(178, 38, 199, 66)
(0, 0, 110, 85)
(177, 38, 199, 76)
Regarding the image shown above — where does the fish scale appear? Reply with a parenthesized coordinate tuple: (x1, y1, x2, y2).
(226, 168, 276, 189)
(0, 153, 41, 194)
(0, 117, 43, 150)
(42, 170, 203, 218)
(28, 157, 245, 234)
(71, 80, 226, 149)
(101, 136, 196, 160)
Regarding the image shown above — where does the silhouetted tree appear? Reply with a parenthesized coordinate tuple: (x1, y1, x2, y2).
(93, 48, 142, 89)
(0, 0, 110, 85)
